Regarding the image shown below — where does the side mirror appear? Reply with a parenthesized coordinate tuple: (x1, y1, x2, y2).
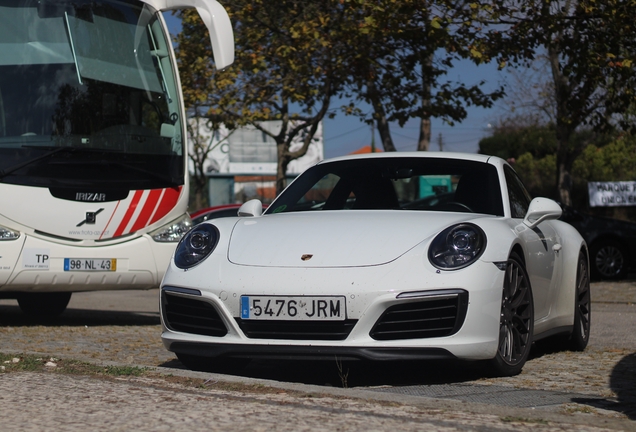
(160, 123, 175, 138)
(159, 0, 234, 69)
(238, 199, 263, 217)
(523, 198, 562, 229)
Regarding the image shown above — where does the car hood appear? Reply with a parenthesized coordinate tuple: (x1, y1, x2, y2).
(227, 211, 485, 267)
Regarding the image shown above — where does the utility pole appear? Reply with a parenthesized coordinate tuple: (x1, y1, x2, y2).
(437, 133, 443, 151)
(371, 123, 376, 153)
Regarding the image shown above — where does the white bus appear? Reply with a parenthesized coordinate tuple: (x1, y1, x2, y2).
(0, 0, 233, 316)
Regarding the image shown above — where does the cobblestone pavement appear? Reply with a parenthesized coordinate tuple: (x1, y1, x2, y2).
(0, 370, 628, 432)
(0, 281, 635, 430)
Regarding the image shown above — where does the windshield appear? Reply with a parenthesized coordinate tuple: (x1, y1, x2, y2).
(267, 157, 505, 216)
(0, 0, 184, 189)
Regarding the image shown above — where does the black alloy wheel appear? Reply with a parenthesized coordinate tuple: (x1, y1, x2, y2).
(568, 251, 591, 351)
(489, 252, 534, 377)
(591, 240, 627, 280)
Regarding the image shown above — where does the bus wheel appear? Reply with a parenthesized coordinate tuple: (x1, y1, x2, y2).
(18, 292, 72, 318)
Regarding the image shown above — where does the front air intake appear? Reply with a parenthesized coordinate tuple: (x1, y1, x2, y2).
(370, 290, 468, 340)
(162, 291, 228, 337)
(235, 319, 358, 340)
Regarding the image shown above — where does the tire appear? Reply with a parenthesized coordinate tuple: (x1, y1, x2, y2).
(567, 251, 591, 351)
(17, 292, 72, 318)
(590, 239, 627, 280)
(489, 252, 534, 377)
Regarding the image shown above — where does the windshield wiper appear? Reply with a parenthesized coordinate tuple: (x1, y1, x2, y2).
(0, 146, 77, 180)
(64, 11, 83, 85)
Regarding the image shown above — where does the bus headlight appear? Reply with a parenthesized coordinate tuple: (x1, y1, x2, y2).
(150, 214, 192, 242)
(0, 225, 20, 240)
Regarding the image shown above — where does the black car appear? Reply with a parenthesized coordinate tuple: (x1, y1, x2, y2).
(560, 205, 636, 280)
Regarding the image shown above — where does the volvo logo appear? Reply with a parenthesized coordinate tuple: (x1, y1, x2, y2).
(76, 192, 107, 202)
(77, 208, 104, 227)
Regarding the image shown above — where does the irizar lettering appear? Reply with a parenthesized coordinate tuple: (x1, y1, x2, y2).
(76, 192, 106, 202)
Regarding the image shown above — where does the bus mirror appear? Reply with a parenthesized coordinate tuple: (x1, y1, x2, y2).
(158, 0, 235, 69)
(160, 123, 175, 138)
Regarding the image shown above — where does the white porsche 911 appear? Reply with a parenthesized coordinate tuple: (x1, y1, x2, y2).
(160, 152, 591, 376)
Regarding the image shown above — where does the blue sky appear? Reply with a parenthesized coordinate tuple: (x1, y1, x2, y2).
(321, 60, 508, 158)
(163, 13, 509, 159)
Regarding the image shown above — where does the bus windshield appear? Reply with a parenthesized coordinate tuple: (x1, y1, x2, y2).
(0, 0, 184, 189)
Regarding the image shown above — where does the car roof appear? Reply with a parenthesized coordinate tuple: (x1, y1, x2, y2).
(321, 151, 499, 165)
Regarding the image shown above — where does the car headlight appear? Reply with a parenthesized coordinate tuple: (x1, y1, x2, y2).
(150, 214, 192, 242)
(0, 225, 20, 240)
(174, 223, 219, 269)
(428, 223, 486, 270)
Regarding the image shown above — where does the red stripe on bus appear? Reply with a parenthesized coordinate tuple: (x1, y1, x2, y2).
(99, 200, 121, 240)
(149, 186, 182, 225)
(130, 188, 163, 232)
(113, 190, 144, 237)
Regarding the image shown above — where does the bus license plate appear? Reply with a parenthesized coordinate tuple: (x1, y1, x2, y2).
(64, 258, 117, 272)
(240, 296, 345, 321)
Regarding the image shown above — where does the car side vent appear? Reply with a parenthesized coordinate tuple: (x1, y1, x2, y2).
(370, 290, 468, 341)
(162, 291, 228, 337)
(235, 319, 358, 340)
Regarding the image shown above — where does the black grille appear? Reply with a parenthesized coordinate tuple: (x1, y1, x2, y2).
(162, 291, 228, 337)
(370, 291, 468, 341)
(236, 319, 357, 340)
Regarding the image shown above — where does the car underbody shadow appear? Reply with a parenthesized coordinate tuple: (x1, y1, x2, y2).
(0, 303, 160, 327)
(160, 356, 490, 388)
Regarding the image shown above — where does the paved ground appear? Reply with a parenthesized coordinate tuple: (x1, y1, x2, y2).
(0, 280, 635, 430)
(1, 369, 633, 432)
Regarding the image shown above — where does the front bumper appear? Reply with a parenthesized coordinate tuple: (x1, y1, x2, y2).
(160, 254, 506, 362)
(0, 233, 176, 292)
(167, 341, 456, 362)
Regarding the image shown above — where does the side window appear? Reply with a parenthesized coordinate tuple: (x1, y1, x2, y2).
(504, 166, 532, 218)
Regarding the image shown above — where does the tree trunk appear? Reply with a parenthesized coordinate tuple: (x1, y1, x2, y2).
(193, 176, 207, 211)
(548, 45, 574, 206)
(375, 111, 396, 152)
(556, 150, 572, 205)
(367, 78, 396, 152)
(556, 122, 576, 206)
(417, 56, 433, 151)
(417, 117, 431, 151)
(275, 141, 289, 195)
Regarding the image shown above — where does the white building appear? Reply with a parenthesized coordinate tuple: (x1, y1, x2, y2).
(189, 120, 324, 206)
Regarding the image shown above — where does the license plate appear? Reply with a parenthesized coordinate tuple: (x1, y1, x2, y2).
(64, 258, 117, 272)
(240, 296, 346, 321)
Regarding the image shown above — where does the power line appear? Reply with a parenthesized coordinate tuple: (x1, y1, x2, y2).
(324, 125, 368, 141)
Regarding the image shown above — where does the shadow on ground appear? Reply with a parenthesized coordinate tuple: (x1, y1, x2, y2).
(572, 352, 636, 420)
(159, 340, 624, 394)
(159, 355, 502, 388)
(0, 304, 159, 327)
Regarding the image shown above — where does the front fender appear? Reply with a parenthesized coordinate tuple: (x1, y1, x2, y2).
(476, 218, 523, 263)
